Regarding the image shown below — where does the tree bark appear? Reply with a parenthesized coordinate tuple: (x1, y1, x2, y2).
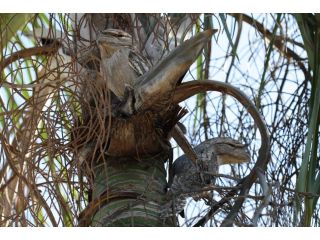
(71, 14, 197, 227)
(88, 153, 175, 226)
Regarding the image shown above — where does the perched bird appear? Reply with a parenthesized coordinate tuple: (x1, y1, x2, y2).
(96, 29, 152, 100)
(96, 29, 217, 162)
(96, 29, 154, 116)
(97, 28, 216, 116)
(160, 137, 250, 218)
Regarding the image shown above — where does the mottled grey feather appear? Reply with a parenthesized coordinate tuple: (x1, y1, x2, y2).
(160, 137, 250, 218)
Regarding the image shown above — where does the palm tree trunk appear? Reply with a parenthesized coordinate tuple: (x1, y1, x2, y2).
(89, 152, 175, 226)
(71, 14, 190, 227)
(76, 106, 184, 226)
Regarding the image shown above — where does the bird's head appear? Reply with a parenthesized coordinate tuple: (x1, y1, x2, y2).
(96, 29, 133, 57)
(194, 137, 250, 167)
(213, 138, 251, 165)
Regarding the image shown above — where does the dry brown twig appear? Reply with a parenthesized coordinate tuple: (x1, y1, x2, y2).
(172, 80, 270, 226)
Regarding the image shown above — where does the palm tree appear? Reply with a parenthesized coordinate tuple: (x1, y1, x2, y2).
(0, 13, 318, 227)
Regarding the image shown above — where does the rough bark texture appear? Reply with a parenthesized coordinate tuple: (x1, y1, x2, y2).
(89, 153, 174, 226)
(76, 103, 185, 226)
(71, 14, 214, 227)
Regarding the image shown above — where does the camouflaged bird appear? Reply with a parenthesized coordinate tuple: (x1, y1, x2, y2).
(96, 29, 217, 163)
(96, 28, 216, 116)
(97, 29, 153, 100)
(160, 137, 250, 218)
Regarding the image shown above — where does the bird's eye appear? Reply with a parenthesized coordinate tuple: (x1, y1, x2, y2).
(109, 32, 126, 38)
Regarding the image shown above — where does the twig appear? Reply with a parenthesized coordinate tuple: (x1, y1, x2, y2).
(252, 169, 271, 226)
(0, 41, 61, 73)
(229, 13, 311, 81)
(172, 79, 270, 226)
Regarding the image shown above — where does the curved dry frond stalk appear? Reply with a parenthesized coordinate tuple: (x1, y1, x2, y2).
(0, 49, 73, 225)
(134, 29, 217, 112)
(0, 42, 61, 73)
(1, 137, 58, 226)
(0, 15, 82, 225)
(172, 79, 270, 226)
(252, 169, 271, 225)
(0, 13, 312, 227)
